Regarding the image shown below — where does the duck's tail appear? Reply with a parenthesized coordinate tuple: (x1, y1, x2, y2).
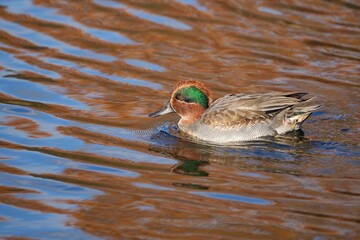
(289, 104, 321, 129)
(273, 98, 321, 134)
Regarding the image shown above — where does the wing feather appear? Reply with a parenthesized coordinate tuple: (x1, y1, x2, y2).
(200, 92, 308, 129)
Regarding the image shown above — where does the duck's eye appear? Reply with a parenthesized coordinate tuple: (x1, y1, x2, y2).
(175, 93, 192, 103)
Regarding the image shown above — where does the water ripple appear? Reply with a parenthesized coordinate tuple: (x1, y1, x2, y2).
(1, 148, 138, 178)
(0, 50, 60, 79)
(43, 57, 162, 90)
(1, 0, 134, 45)
(0, 75, 86, 110)
(0, 172, 101, 207)
(0, 203, 99, 240)
(176, 0, 208, 12)
(128, 8, 192, 30)
(94, 0, 192, 30)
(124, 58, 166, 72)
(191, 191, 272, 205)
(0, 19, 115, 62)
(0, 0, 359, 239)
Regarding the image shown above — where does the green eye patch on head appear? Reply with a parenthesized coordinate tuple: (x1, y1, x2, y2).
(175, 86, 209, 109)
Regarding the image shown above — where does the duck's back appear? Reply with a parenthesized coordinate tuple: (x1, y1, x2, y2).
(179, 92, 320, 143)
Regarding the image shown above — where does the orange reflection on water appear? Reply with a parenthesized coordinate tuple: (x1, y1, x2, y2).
(0, 0, 359, 239)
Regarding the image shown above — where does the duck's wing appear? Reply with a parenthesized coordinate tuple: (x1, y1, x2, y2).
(200, 92, 309, 129)
(210, 92, 308, 112)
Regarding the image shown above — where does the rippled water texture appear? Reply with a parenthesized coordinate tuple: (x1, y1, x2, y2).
(0, 0, 359, 239)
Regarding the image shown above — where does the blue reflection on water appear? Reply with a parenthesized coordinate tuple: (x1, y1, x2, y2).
(84, 144, 177, 165)
(93, 0, 124, 8)
(134, 182, 174, 191)
(41, 57, 78, 68)
(0, 103, 69, 129)
(128, 8, 191, 30)
(237, 172, 269, 179)
(0, 173, 100, 201)
(81, 67, 162, 90)
(0, 50, 60, 79)
(191, 191, 271, 205)
(0, 103, 141, 143)
(258, 7, 283, 16)
(0, 0, 133, 44)
(0, 19, 115, 62)
(94, 0, 191, 30)
(1, 148, 139, 178)
(1, 125, 175, 164)
(0, 75, 87, 110)
(43, 57, 162, 90)
(176, 0, 207, 12)
(0, 102, 175, 165)
(124, 59, 165, 72)
(0, 203, 99, 240)
(0, 127, 84, 151)
(0, 172, 102, 211)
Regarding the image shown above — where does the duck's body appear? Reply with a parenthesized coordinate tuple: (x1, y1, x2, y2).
(150, 81, 320, 144)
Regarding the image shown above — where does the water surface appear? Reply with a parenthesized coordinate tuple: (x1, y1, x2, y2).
(0, 0, 359, 239)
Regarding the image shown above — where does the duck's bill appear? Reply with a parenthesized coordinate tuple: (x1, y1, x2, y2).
(149, 101, 174, 117)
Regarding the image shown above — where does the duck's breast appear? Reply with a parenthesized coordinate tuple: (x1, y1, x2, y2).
(179, 122, 277, 143)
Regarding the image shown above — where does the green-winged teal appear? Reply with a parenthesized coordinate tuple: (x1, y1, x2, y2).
(149, 80, 320, 143)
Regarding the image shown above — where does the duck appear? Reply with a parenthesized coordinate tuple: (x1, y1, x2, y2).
(149, 80, 320, 143)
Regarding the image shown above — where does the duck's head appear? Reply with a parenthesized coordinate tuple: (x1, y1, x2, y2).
(149, 80, 212, 125)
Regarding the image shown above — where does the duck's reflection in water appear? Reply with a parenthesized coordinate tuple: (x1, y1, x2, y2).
(146, 123, 313, 191)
